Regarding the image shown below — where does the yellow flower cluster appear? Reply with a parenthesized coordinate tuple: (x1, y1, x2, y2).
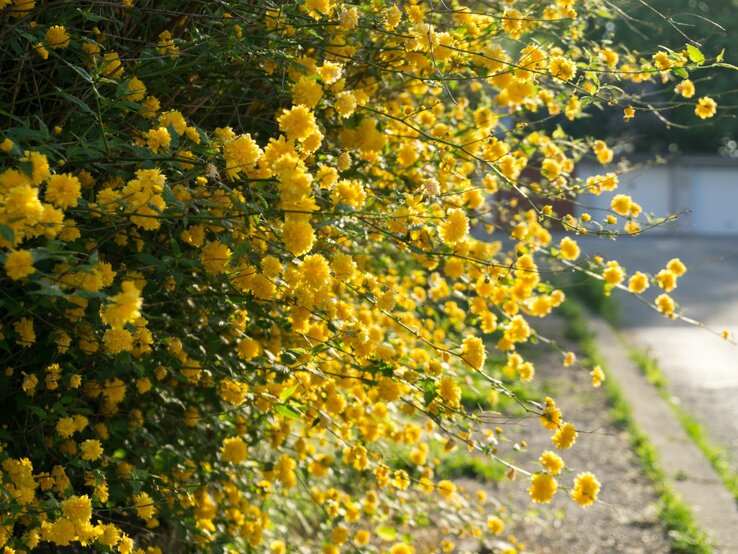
(0, 0, 709, 551)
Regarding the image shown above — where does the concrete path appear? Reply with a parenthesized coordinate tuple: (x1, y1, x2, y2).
(577, 236, 738, 469)
(590, 317, 738, 553)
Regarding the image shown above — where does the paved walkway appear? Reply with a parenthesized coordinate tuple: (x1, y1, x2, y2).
(590, 318, 738, 553)
(577, 236, 738, 469)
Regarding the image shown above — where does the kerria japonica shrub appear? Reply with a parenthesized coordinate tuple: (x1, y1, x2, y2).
(0, 0, 729, 552)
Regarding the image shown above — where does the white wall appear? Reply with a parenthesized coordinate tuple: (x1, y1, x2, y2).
(690, 168, 738, 235)
(575, 158, 738, 236)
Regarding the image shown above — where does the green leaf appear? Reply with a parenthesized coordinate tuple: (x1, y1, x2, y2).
(375, 525, 397, 542)
(717, 48, 725, 63)
(280, 350, 299, 365)
(274, 404, 300, 420)
(28, 405, 47, 419)
(170, 237, 181, 258)
(311, 343, 329, 355)
(231, 239, 252, 261)
(672, 66, 689, 79)
(0, 225, 14, 244)
(279, 384, 298, 403)
(686, 45, 705, 66)
(136, 253, 163, 268)
(62, 61, 95, 84)
(281, 348, 307, 365)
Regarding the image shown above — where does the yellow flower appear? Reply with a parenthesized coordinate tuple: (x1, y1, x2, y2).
(96, 522, 120, 547)
(221, 437, 248, 464)
(541, 158, 561, 180)
(136, 377, 152, 393)
(610, 194, 632, 216)
(23, 150, 50, 185)
(487, 515, 505, 535)
(539, 450, 564, 474)
(278, 105, 318, 141)
(675, 79, 695, 98)
(103, 327, 134, 353)
(158, 110, 187, 134)
(292, 77, 323, 109)
(157, 30, 179, 58)
(461, 335, 485, 369)
(667, 257, 687, 276)
(655, 269, 677, 292)
(438, 376, 461, 408)
(552, 422, 577, 449)
(200, 241, 232, 275)
(33, 42, 49, 60)
(389, 544, 416, 554)
(529, 473, 557, 503)
(623, 105, 635, 121)
(56, 416, 77, 438)
(318, 61, 343, 85)
(540, 396, 562, 430)
(5, 250, 35, 280)
(61, 495, 92, 523)
(354, 530, 371, 546)
(9, 0, 35, 19)
(599, 48, 619, 67)
(558, 236, 580, 261)
(135, 491, 157, 520)
(236, 336, 261, 360)
(13, 317, 35, 347)
(339, 6, 359, 30)
(305, 0, 334, 18)
(145, 126, 171, 153)
(140, 95, 160, 118)
(118, 535, 134, 554)
(45, 25, 71, 48)
(652, 51, 672, 70)
(695, 96, 717, 119)
(271, 540, 287, 554)
(80, 439, 103, 461)
(100, 51, 124, 78)
(22, 372, 39, 396)
(219, 378, 248, 405)
(437, 479, 456, 500)
(281, 217, 315, 257)
(45, 173, 81, 209)
(439, 208, 469, 244)
(0, 138, 14, 152)
(571, 472, 601, 506)
(590, 366, 605, 387)
(300, 253, 330, 289)
(331, 252, 356, 280)
(628, 271, 649, 293)
(102, 281, 142, 329)
(384, 5, 402, 30)
(334, 91, 357, 118)
(124, 76, 147, 102)
(47, 518, 76, 546)
(5, 184, 43, 222)
(549, 56, 576, 81)
(602, 260, 625, 286)
(223, 133, 262, 179)
(656, 293, 675, 317)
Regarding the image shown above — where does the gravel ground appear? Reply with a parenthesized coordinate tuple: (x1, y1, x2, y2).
(470, 317, 673, 553)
